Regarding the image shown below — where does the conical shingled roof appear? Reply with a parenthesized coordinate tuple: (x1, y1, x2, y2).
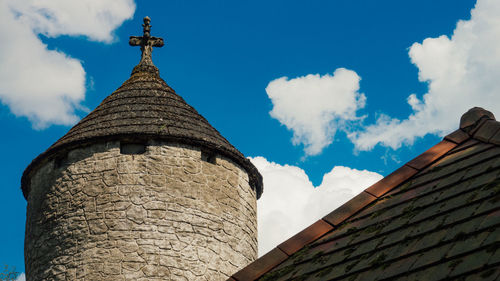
(52, 68, 249, 161)
(21, 20, 263, 199)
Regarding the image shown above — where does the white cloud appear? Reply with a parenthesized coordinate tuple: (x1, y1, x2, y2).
(266, 68, 366, 156)
(349, 0, 500, 150)
(15, 273, 26, 281)
(8, 0, 136, 43)
(0, 0, 135, 129)
(251, 156, 382, 256)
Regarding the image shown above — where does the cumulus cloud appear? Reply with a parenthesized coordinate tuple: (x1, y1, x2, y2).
(266, 68, 366, 156)
(8, 0, 136, 43)
(349, 0, 500, 150)
(251, 156, 382, 256)
(15, 273, 26, 281)
(0, 0, 135, 128)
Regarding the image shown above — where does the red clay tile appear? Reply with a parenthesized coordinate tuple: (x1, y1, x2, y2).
(322, 191, 376, 226)
(444, 129, 470, 144)
(278, 219, 334, 256)
(365, 165, 419, 197)
(231, 248, 288, 281)
(473, 120, 500, 143)
(406, 140, 457, 170)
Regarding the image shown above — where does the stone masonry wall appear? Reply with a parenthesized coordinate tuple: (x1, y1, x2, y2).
(25, 141, 257, 281)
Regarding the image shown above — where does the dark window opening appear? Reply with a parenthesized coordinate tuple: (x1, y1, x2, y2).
(120, 142, 146, 154)
(201, 151, 216, 164)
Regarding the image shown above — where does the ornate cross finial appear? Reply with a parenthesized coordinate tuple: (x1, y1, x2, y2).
(129, 16, 164, 67)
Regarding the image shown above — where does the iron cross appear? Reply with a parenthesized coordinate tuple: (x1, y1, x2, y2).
(129, 17, 164, 65)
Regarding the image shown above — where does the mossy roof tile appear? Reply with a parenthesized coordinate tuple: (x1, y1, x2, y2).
(446, 230, 490, 258)
(487, 246, 500, 265)
(376, 255, 416, 279)
(448, 139, 480, 154)
(409, 243, 454, 271)
(406, 265, 450, 281)
(449, 248, 495, 277)
(464, 267, 500, 281)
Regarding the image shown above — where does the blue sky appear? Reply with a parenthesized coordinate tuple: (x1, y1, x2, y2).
(3, 0, 500, 276)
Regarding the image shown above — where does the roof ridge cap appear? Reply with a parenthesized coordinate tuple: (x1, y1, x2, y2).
(452, 107, 500, 145)
(459, 107, 495, 133)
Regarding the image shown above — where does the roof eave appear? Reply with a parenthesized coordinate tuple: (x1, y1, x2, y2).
(21, 133, 263, 200)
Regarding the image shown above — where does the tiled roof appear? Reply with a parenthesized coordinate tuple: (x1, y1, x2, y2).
(21, 63, 263, 199)
(231, 107, 500, 281)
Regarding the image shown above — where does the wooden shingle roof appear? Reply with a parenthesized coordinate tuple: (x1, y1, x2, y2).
(231, 107, 500, 281)
(21, 64, 263, 199)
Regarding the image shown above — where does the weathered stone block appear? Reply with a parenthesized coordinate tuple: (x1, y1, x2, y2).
(103, 263, 121, 275)
(88, 219, 108, 235)
(126, 205, 147, 224)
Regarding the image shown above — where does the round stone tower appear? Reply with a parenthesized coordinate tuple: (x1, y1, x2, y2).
(21, 17, 262, 281)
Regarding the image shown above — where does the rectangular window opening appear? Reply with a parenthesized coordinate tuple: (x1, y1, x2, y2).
(120, 142, 147, 155)
(201, 151, 216, 164)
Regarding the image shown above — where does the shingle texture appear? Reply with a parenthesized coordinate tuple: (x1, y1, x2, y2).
(21, 65, 263, 199)
(232, 107, 500, 281)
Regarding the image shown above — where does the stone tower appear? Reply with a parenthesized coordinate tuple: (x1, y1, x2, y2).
(21, 17, 262, 281)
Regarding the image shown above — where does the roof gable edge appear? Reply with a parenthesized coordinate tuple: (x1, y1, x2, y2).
(230, 130, 468, 281)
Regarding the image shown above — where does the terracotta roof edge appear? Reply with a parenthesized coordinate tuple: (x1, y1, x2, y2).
(406, 140, 458, 170)
(323, 191, 378, 225)
(230, 219, 335, 280)
(277, 219, 334, 256)
(231, 247, 288, 281)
